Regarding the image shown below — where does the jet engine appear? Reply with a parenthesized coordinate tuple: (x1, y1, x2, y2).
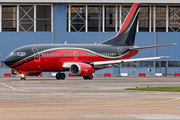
(70, 63, 94, 76)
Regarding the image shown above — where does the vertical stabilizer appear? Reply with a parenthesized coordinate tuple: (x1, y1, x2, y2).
(101, 3, 140, 46)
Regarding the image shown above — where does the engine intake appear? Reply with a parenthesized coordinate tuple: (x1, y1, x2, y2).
(70, 63, 94, 76)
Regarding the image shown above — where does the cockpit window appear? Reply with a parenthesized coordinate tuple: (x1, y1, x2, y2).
(10, 52, 26, 56)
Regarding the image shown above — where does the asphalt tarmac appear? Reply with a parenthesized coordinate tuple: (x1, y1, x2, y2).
(0, 76, 180, 120)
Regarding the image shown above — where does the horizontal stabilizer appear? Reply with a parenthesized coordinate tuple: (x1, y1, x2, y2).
(129, 43, 176, 50)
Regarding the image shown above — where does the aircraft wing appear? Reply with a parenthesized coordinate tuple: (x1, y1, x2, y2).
(91, 56, 168, 67)
(62, 56, 169, 69)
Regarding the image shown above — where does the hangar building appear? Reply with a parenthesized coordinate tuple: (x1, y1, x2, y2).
(0, 0, 180, 76)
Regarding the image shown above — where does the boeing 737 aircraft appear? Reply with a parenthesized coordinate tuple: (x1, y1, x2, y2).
(4, 3, 173, 80)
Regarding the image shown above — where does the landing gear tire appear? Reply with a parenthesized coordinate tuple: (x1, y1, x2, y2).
(83, 75, 93, 80)
(83, 76, 88, 80)
(20, 75, 26, 80)
(21, 78, 26, 80)
(56, 73, 66, 80)
(60, 73, 65, 80)
(89, 75, 93, 80)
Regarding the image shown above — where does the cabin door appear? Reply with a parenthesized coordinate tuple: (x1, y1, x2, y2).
(117, 47, 122, 59)
(32, 47, 40, 62)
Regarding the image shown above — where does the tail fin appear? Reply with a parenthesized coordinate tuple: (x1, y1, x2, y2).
(101, 3, 140, 46)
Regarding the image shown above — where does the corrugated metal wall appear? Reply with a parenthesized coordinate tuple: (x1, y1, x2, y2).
(0, 3, 180, 76)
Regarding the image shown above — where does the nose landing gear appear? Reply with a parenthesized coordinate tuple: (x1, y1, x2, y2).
(20, 74, 26, 80)
(56, 73, 66, 80)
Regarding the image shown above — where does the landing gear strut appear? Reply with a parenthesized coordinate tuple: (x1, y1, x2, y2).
(56, 73, 66, 80)
(83, 75, 93, 80)
(20, 74, 26, 80)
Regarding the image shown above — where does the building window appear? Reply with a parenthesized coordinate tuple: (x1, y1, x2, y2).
(2, 5, 17, 31)
(156, 6, 166, 32)
(105, 6, 116, 32)
(121, 62, 137, 67)
(139, 6, 149, 32)
(70, 6, 86, 32)
(138, 61, 154, 67)
(19, 5, 34, 32)
(66, 4, 180, 32)
(155, 61, 160, 67)
(1, 4, 52, 32)
(168, 6, 180, 32)
(36, 5, 51, 31)
(161, 61, 166, 68)
(88, 6, 102, 32)
(121, 6, 131, 25)
(168, 61, 180, 67)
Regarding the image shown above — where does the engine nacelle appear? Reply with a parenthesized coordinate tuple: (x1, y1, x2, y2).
(70, 63, 94, 76)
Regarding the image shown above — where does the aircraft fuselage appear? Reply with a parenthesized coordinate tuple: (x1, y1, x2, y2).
(4, 44, 138, 72)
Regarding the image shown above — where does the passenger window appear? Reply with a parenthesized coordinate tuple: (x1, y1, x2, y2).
(49, 53, 51, 56)
(80, 53, 82, 56)
(85, 53, 87, 56)
(59, 53, 61, 56)
(83, 53, 84, 56)
(64, 53, 65, 56)
(57, 53, 58, 56)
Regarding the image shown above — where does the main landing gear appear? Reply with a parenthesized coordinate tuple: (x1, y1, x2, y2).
(56, 72, 66, 80)
(83, 75, 93, 80)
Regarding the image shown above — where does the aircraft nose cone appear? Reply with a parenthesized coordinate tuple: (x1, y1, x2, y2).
(4, 57, 10, 66)
(4, 56, 13, 67)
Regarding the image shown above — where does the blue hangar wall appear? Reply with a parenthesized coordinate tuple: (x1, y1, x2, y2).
(0, 4, 180, 76)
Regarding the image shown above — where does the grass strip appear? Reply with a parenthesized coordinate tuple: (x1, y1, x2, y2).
(125, 86, 180, 92)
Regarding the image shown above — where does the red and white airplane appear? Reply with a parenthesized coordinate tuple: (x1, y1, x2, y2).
(4, 3, 174, 80)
